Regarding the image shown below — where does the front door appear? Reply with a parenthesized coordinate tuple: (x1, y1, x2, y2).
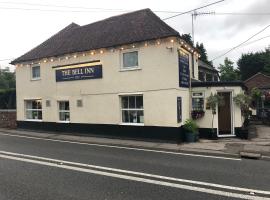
(218, 92, 233, 136)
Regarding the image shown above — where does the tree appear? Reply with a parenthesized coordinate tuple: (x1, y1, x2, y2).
(218, 57, 240, 81)
(181, 33, 193, 46)
(181, 34, 213, 66)
(196, 42, 213, 66)
(237, 47, 270, 80)
(0, 67, 15, 90)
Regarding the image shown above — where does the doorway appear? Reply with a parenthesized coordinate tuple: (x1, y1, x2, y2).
(217, 91, 234, 136)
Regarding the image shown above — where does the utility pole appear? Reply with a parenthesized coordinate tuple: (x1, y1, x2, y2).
(191, 11, 215, 45)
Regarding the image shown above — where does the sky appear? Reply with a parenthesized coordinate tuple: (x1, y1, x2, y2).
(0, 0, 269, 71)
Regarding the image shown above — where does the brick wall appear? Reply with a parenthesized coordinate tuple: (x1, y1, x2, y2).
(245, 73, 270, 91)
(0, 110, 17, 128)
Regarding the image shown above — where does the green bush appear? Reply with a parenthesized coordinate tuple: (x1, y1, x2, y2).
(183, 119, 198, 134)
(0, 88, 16, 109)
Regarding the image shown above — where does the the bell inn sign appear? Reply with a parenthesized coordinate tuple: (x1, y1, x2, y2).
(54, 61, 103, 82)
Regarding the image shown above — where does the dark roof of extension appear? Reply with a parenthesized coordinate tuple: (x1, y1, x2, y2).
(198, 60, 218, 72)
(11, 9, 179, 64)
(191, 81, 247, 90)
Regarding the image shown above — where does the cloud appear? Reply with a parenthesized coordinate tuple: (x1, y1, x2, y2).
(223, 0, 270, 30)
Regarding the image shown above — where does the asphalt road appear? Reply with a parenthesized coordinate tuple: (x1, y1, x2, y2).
(0, 131, 270, 200)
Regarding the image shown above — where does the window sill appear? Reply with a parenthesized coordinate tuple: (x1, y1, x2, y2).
(31, 78, 41, 81)
(25, 119, 42, 122)
(57, 121, 70, 123)
(120, 123, 144, 126)
(119, 67, 141, 72)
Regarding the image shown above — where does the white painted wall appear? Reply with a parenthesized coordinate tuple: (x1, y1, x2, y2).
(191, 86, 244, 131)
(16, 37, 197, 127)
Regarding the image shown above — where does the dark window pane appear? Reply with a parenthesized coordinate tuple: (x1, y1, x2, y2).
(129, 110, 137, 123)
(123, 51, 138, 68)
(206, 73, 213, 81)
(37, 111, 42, 120)
(129, 96, 135, 108)
(137, 111, 144, 123)
(121, 97, 128, 109)
(59, 112, 70, 121)
(122, 110, 129, 123)
(192, 98, 204, 110)
(32, 66, 40, 79)
(136, 96, 143, 109)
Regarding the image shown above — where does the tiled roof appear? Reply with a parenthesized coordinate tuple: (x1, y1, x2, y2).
(11, 9, 179, 64)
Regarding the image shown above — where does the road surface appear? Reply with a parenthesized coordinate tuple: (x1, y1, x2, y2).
(0, 131, 270, 200)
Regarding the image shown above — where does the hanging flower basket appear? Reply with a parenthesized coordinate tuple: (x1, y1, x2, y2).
(191, 110, 205, 120)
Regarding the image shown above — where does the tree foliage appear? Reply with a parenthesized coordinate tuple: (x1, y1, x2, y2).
(0, 67, 16, 109)
(237, 47, 270, 80)
(195, 42, 213, 66)
(0, 88, 16, 109)
(218, 57, 240, 81)
(0, 67, 15, 90)
(181, 33, 194, 46)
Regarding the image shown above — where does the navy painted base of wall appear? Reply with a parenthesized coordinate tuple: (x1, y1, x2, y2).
(198, 128, 218, 139)
(198, 127, 247, 139)
(17, 121, 184, 143)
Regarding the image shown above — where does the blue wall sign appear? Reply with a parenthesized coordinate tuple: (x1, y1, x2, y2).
(177, 97, 182, 123)
(178, 51, 190, 88)
(55, 63, 102, 82)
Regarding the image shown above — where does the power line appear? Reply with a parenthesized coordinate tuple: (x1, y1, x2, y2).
(0, 6, 127, 13)
(240, 35, 270, 47)
(214, 12, 270, 16)
(210, 24, 270, 61)
(0, 2, 270, 16)
(0, 58, 14, 62)
(162, 0, 225, 20)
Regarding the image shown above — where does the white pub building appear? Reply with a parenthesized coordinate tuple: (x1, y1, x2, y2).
(12, 9, 246, 141)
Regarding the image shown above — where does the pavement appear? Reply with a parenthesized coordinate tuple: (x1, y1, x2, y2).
(0, 129, 270, 199)
(0, 124, 270, 160)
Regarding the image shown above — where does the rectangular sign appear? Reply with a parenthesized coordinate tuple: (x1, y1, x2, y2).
(55, 62, 102, 82)
(178, 50, 190, 88)
(177, 97, 182, 123)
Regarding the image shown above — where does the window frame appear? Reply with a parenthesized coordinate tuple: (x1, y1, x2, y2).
(120, 95, 144, 126)
(192, 92, 205, 111)
(25, 99, 43, 121)
(120, 49, 140, 71)
(58, 101, 70, 123)
(31, 65, 41, 80)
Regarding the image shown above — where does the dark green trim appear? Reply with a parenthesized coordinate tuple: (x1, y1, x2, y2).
(191, 81, 247, 90)
(17, 121, 184, 143)
(198, 128, 218, 139)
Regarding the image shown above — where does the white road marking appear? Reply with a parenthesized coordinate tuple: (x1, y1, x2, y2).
(0, 132, 241, 161)
(0, 153, 268, 200)
(0, 150, 269, 197)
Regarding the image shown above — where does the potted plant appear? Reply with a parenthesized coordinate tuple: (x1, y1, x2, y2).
(233, 93, 252, 139)
(206, 93, 224, 138)
(183, 119, 199, 143)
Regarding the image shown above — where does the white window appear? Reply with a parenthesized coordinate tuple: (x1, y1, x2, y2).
(58, 101, 70, 122)
(31, 66, 40, 80)
(121, 95, 144, 124)
(122, 51, 138, 69)
(25, 99, 42, 120)
(192, 92, 204, 111)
